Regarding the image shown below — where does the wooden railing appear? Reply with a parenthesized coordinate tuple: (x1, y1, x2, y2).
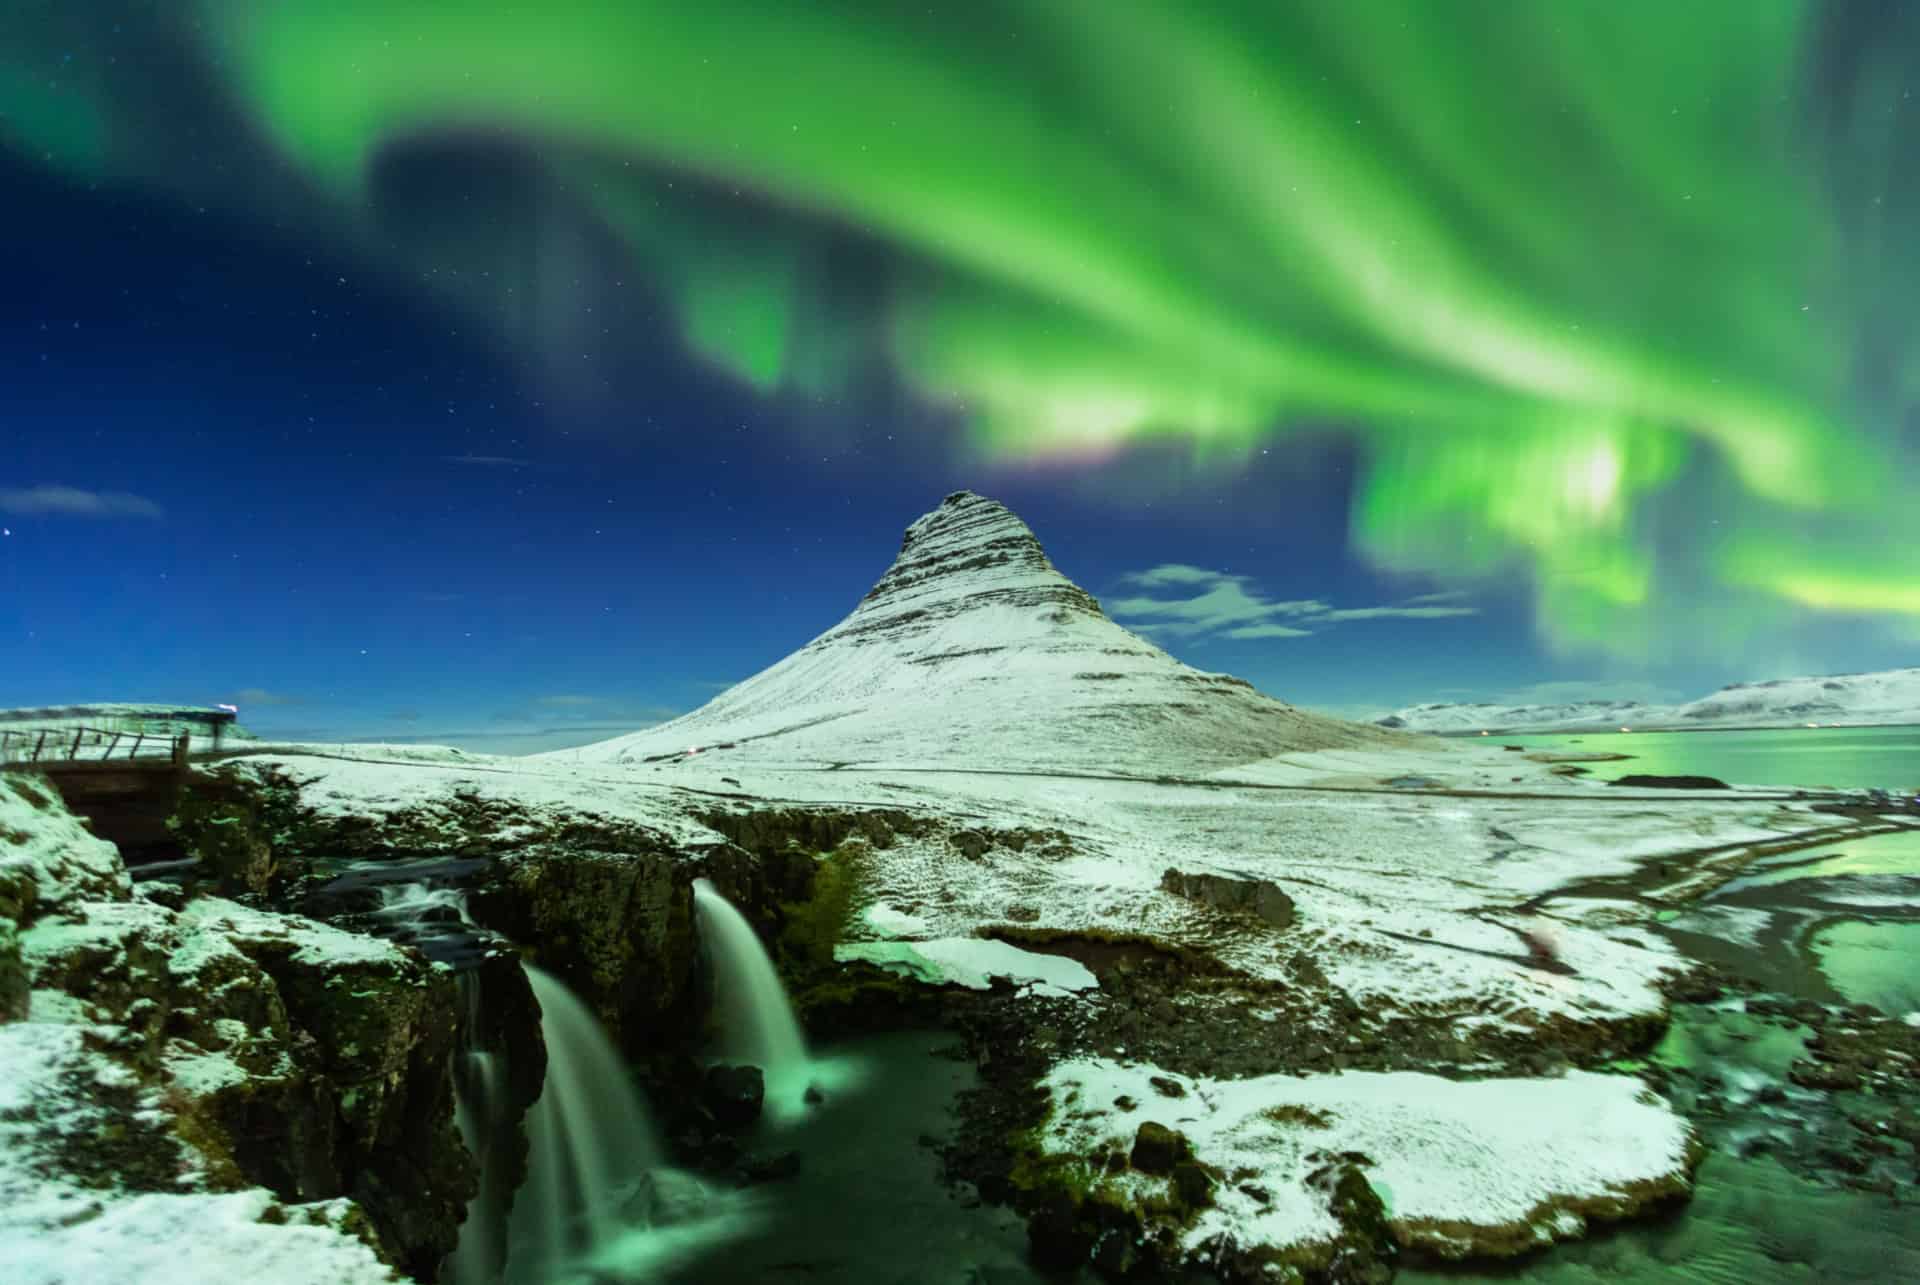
(0, 727, 193, 768)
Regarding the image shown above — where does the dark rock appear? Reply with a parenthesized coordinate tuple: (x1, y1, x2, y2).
(704, 1063, 766, 1128)
(0, 916, 25, 1022)
(1129, 1121, 1191, 1174)
(803, 1084, 826, 1106)
(1159, 868, 1295, 929)
(1286, 952, 1329, 988)
(1026, 1191, 1093, 1269)
(734, 1148, 802, 1185)
(952, 830, 991, 860)
(1090, 1226, 1137, 1276)
(1609, 774, 1731, 790)
(1113, 1094, 1138, 1112)
(469, 847, 693, 1058)
(1789, 1058, 1862, 1092)
(1171, 1160, 1214, 1208)
(1149, 1075, 1187, 1098)
(166, 789, 278, 897)
(622, 1168, 714, 1227)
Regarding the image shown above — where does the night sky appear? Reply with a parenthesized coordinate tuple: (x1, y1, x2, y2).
(2, 1, 1916, 751)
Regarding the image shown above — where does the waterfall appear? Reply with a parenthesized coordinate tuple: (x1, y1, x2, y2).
(357, 880, 754, 1282)
(692, 878, 809, 1101)
(503, 965, 665, 1281)
(450, 1046, 508, 1285)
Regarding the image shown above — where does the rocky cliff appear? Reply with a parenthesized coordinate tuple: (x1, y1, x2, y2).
(0, 771, 474, 1280)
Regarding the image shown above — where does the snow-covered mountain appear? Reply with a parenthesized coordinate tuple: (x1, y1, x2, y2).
(568, 491, 1406, 773)
(1379, 666, 1920, 733)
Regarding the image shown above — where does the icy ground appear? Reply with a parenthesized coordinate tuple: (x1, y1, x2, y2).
(208, 730, 1870, 1266)
(0, 773, 401, 1284)
(8, 494, 1898, 1272)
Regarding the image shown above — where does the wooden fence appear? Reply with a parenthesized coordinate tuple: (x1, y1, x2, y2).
(0, 727, 192, 769)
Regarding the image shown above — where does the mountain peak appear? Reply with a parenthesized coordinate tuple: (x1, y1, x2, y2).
(569, 492, 1404, 772)
(852, 490, 1102, 626)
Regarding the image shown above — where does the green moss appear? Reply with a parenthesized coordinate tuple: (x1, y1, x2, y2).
(777, 845, 865, 971)
(9, 778, 53, 811)
(167, 792, 276, 896)
(0, 916, 25, 1021)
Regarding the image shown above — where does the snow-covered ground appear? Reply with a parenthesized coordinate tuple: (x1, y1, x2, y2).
(0, 1023, 393, 1285)
(1381, 666, 1920, 733)
(0, 773, 401, 1285)
(6, 494, 1889, 1273)
(1041, 1059, 1693, 1260)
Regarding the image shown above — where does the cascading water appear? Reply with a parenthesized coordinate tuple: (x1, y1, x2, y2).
(692, 879, 809, 1098)
(502, 964, 665, 1282)
(331, 872, 758, 1282)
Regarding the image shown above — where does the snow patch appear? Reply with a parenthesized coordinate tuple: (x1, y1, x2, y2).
(1041, 1058, 1693, 1257)
(0, 1023, 392, 1285)
(836, 936, 1098, 997)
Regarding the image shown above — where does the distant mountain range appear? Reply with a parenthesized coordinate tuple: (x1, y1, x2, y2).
(562, 490, 1410, 773)
(1378, 667, 1920, 734)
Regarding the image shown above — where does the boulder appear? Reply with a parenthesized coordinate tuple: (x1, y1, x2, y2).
(734, 1147, 802, 1185)
(1171, 1160, 1215, 1209)
(1129, 1120, 1191, 1175)
(704, 1063, 766, 1128)
(1609, 774, 1730, 790)
(1160, 868, 1295, 930)
(5, 776, 477, 1278)
(470, 847, 694, 1058)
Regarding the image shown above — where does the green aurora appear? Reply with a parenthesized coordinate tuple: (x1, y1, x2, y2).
(4, 0, 1915, 658)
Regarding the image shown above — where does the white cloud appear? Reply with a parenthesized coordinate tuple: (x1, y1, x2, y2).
(1223, 623, 1314, 639)
(1108, 564, 1479, 642)
(1316, 606, 1480, 621)
(0, 485, 163, 519)
(1108, 566, 1326, 639)
(1118, 563, 1227, 588)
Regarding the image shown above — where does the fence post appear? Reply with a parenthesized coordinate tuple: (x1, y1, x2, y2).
(70, 729, 84, 760)
(32, 731, 47, 761)
(129, 733, 144, 758)
(105, 732, 121, 758)
(172, 734, 190, 769)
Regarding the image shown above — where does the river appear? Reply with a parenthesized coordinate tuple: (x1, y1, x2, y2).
(1492, 724, 1920, 792)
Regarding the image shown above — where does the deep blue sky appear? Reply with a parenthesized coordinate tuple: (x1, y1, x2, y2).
(0, 160, 1566, 749)
(4, 3, 1914, 750)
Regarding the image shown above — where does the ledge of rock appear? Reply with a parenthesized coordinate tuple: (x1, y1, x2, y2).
(2, 771, 474, 1280)
(469, 845, 694, 1059)
(1160, 868, 1296, 930)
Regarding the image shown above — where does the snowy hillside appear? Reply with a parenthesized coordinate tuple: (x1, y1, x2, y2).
(1377, 699, 1649, 735)
(1669, 668, 1920, 727)
(1380, 667, 1920, 733)
(563, 491, 1410, 773)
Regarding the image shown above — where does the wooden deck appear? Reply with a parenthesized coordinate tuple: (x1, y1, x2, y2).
(2, 729, 203, 861)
